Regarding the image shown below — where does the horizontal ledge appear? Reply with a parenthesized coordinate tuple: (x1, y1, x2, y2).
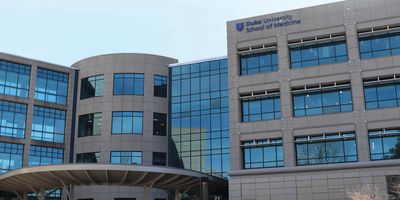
(228, 159, 400, 176)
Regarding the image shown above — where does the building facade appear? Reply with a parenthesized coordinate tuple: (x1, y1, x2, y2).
(227, 0, 400, 199)
(1, 0, 400, 200)
(0, 53, 77, 199)
(70, 54, 176, 200)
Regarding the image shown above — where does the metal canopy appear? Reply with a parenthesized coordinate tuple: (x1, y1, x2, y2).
(0, 164, 227, 199)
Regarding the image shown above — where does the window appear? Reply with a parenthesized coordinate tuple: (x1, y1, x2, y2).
(113, 73, 144, 95)
(359, 29, 400, 59)
(35, 68, 69, 105)
(28, 189, 61, 200)
(153, 152, 166, 166)
(242, 139, 283, 169)
(240, 50, 278, 75)
(170, 59, 229, 178)
(295, 132, 357, 166)
(369, 128, 400, 160)
(0, 100, 27, 138)
(0, 142, 23, 174)
(293, 86, 352, 117)
(112, 112, 143, 134)
(0, 59, 30, 98)
(80, 75, 104, 99)
(111, 151, 142, 165)
(32, 106, 66, 143)
(364, 81, 400, 109)
(114, 198, 136, 200)
(154, 75, 167, 97)
(76, 152, 100, 163)
(153, 113, 166, 136)
(78, 113, 102, 137)
(241, 95, 281, 122)
(290, 39, 348, 69)
(29, 145, 63, 166)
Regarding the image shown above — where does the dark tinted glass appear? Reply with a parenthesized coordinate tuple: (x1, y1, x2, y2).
(153, 152, 167, 166)
(153, 113, 167, 136)
(78, 113, 102, 137)
(154, 75, 167, 97)
(76, 152, 100, 163)
(80, 75, 104, 99)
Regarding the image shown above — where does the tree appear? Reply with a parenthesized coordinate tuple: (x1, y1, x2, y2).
(346, 185, 387, 200)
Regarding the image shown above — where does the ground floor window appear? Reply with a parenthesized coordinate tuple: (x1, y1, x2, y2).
(295, 132, 357, 166)
(242, 138, 283, 169)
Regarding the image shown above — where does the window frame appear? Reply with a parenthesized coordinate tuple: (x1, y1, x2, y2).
(111, 111, 143, 135)
(289, 39, 348, 69)
(80, 74, 104, 100)
(113, 73, 144, 96)
(154, 74, 168, 98)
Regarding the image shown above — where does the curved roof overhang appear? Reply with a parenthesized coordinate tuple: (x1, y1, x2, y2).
(0, 164, 227, 195)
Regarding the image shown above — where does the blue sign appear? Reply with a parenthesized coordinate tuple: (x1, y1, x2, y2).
(236, 22, 245, 32)
(236, 15, 301, 33)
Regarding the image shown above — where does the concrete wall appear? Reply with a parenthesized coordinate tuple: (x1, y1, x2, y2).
(227, 0, 400, 199)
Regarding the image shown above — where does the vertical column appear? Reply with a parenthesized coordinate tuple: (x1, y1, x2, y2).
(23, 64, 38, 168)
(143, 187, 148, 200)
(200, 178, 209, 200)
(174, 189, 180, 200)
(38, 190, 45, 200)
(344, 3, 370, 162)
(277, 30, 296, 167)
(227, 24, 242, 171)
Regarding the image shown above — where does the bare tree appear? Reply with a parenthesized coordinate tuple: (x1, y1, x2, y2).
(346, 185, 387, 200)
(388, 181, 400, 200)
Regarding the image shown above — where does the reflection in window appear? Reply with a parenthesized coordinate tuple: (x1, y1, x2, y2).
(364, 81, 400, 110)
(369, 128, 400, 160)
(153, 152, 166, 166)
(241, 95, 281, 122)
(0, 142, 23, 174)
(240, 50, 278, 75)
(295, 132, 357, 166)
(290, 39, 348, 69)
(78, 113, 102, 137)
(35, 68, 69, 105)
(293, 86, 352, 117)
(113, 73, 144, 95)
(153, 113, 167, 136)
(111, 151, 142, 165)
(243, 139, 283, 169)
(170, 59, 229, 178)
(359, 29, 400, 59)
(29, 145, 63, 166)
(0, 100, 27, 138)
(112, 112, 143, 134)
(154, 75, 167, 97)
(32, 106, 66, 143)
(27, 189, 62, 200)
(76, 152, 100, 163)
(80, 75, 104, 99)
(0, 59, 30, 98)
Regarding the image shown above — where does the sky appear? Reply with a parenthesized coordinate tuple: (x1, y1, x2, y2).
(0, 0, 342, 66)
